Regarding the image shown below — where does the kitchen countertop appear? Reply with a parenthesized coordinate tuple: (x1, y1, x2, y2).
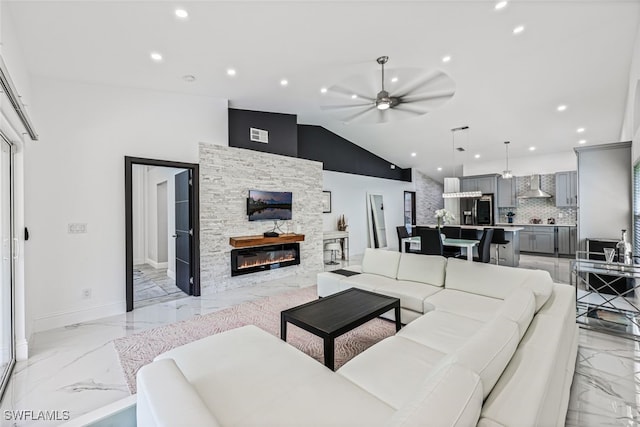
(496, 223, 576, 227)
(421, 224, 524, 232)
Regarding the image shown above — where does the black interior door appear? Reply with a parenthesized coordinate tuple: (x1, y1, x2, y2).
(175, 170, 192, 294)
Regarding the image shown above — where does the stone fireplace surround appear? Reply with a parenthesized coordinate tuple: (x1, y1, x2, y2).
(199, 143, 324, 293)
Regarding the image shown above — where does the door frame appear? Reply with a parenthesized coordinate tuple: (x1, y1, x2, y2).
(124, 156, 200, 312)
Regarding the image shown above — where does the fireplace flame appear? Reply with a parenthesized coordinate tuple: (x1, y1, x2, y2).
(238, 250, 297, 270)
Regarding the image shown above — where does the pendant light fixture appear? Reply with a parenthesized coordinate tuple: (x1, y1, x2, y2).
(502, 141, 513, 179)
(442, 126, 482, 198)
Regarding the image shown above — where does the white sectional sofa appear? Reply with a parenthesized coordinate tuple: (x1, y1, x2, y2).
(137, 249, 578, 427)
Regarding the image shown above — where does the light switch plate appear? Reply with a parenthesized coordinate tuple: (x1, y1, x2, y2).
(68, 223, 87, 234)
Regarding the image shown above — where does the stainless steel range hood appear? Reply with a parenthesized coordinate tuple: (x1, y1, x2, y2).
(518, 175, 552, 199)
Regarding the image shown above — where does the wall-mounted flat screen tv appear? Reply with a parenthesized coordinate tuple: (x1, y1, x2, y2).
(247, 190, 293, 221)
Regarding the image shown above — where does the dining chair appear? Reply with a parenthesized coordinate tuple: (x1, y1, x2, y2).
(396, 226, 412, 253)
(440, 226, 462, 258)
(473, 228, 495, 263)
(414, 227, 443, 256)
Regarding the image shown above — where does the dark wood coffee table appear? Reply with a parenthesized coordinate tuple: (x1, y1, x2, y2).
(280, 288, 401, 370)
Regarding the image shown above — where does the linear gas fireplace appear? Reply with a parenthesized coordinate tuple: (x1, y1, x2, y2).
(231, 243, 300, 276)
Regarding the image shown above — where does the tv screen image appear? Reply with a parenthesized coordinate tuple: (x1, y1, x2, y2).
(247, 190, 292, 221)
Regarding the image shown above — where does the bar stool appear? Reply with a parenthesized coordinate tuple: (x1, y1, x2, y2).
(491, 228, 510, 265)
(325, 242, 341, 265)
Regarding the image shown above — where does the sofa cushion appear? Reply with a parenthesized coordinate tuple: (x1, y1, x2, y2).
(361, 248, 401, 279)
(479, 314, 565, 427)
(337, 336, 448, 409)
(444, 258, 553, 310)
(495, 288, 535, 338)
(341, 273, 397, 292)
(316, 271, 350, 297)
(423, 289, 503, 322)
(451, 317, 520, 399)
(137, 358, 221, 427)
(156, 325, 395, 426)
(396, 253, 447, 286)
(387, 362, 483, 427)
(374, 280, 442, 313)
(397, 311, 485, 355)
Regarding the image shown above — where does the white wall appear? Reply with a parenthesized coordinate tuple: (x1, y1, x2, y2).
(322, 170, 415, 255)
(26, 77, 228, 332)
(463, 151, 577, 176)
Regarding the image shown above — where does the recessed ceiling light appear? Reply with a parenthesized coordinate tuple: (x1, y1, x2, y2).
(226, 68, 236, 77)
(437, 167, 443, 172)
(175, 9, 188, 19)
(529, 146, 536, 151)
(320, 87, 327, 94)
(442, 56, 452, 63)
(474, 154, 481, 159)
(391, 77, 398, 83)
(579, 139, 586, 144)
(351, 94, 358, 99)
(411, 152, 417, 157)
(390, 164, 396, 169)
(495, 1, 508, 10)
(280, 79, 288, 86)
(557, 104, 567, 112)
(182, 75, 196, 83)
(513, 25, 525, 35)
(577, 127, 585, 133)
(150, 52, 163, 62)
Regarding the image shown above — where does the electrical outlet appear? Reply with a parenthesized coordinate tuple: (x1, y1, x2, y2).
(81, 288, 92, 299)
(68, 223, 88, 234)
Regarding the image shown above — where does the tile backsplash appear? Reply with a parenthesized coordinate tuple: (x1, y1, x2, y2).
(497, 174, 577, 225)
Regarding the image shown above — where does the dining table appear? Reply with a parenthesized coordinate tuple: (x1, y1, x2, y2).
(401, 236, 480, 261)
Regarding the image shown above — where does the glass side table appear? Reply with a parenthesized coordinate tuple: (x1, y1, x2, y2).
(572, 251, 640, 340)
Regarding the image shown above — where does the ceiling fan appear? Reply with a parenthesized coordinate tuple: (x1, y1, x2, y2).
(320, 56, 456, 124)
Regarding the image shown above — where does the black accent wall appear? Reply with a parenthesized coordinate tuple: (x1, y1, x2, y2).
(228, 109, 298, 157)
(297, 125, 411, 182)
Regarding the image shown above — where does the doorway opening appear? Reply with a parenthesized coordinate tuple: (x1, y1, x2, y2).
(125, 157, 200, 311)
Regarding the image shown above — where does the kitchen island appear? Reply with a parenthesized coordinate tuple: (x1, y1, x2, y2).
(418, 224, 523, 267)
(496, 223, 577, 256)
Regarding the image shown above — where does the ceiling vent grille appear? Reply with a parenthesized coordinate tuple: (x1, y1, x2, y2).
(250, 128, 269, 144)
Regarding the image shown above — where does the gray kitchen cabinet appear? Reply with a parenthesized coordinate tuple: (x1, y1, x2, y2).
(497, 177, 517, 207)
(460, 175, 498, 194)
(558, 226, 577, 255)
(555, 171, 577, 207)
(519, 226, 556, 254)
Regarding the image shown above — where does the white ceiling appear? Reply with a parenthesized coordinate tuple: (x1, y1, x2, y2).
(5, 1, 640, 178)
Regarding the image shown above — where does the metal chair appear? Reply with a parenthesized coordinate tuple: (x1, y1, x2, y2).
(414, 227, 443, 256)
(491, 228, 510, 265)
(474, 229, 495, 263)
(325, 242, 341, 265)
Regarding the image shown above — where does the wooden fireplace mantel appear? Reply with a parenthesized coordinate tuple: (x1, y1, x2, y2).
(229, 233, 305, 248)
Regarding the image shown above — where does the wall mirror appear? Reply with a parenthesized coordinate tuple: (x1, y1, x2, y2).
(367, 194, 388, 248)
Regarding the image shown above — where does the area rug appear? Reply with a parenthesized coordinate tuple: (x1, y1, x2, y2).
(114, 286, 396, 394)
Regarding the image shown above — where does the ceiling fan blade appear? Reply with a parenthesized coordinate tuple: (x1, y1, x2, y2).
(394, 70, 449, 98)
(327, 85, 376, 102)
(400, 90, 455, 104)
(321, 103, 374, 111)
(343, 105, 377, 123)
(392, 104, 429, 115)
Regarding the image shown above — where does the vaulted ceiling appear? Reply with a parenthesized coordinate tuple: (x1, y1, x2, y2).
(6, 1, 640, 177)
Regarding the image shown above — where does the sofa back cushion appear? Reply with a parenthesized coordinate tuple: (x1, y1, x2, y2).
(396, 253, 447, 286)
(361, 248, 401, 279)
(451, 317, 520, 399)
(387, 361, 482, 427)
(444, 258, 553, 311)
(496, 288, 536, 339)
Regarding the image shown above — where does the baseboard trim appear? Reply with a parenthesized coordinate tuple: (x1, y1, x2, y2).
(145, 258, 168, 269)
(15, 338, 28, 361)
(32, 301, 125, 333)
(167, 269, 176, 280)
